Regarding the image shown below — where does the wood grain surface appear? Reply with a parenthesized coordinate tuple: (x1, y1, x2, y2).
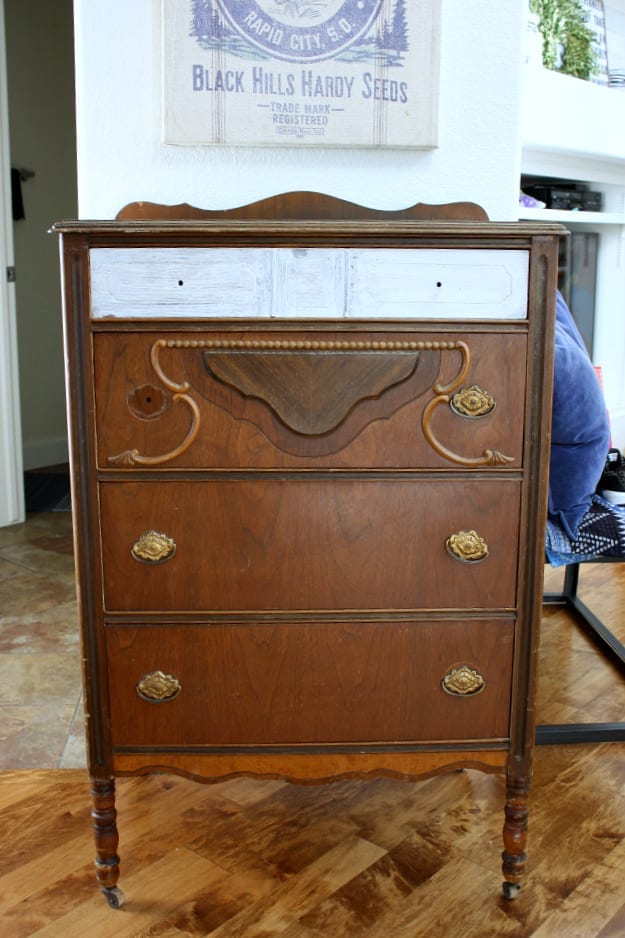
(3, 563, 625, 934)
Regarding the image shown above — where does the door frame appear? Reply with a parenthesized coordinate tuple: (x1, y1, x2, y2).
(0, 0, 24, 527)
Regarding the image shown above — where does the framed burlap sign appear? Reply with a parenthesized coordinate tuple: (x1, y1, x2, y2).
(162, 0, 441, 148)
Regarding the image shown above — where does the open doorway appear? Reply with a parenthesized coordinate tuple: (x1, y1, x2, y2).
(0, 0, 76, 526)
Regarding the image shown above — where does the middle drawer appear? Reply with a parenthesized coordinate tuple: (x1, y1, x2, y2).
(99, 479, 520, 612)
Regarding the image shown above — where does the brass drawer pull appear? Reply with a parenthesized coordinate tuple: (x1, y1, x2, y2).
(136, 670, 181, 702)
(445, 530, 489, 563)
(450, 385, 496, 418)
(421, 341, 513, 467)
(442, 665, 486, 697)
(131, 531, 176, 565)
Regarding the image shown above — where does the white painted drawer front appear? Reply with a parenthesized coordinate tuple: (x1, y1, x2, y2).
(90, 248, 273, 319)
(349, 250, 528, 319)
(90, 248, 529, 320)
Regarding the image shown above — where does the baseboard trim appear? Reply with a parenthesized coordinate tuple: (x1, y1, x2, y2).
(22, 438, 69, 471)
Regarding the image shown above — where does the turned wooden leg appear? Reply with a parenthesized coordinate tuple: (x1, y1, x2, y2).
(501, 776, 529, 900)
(90, 776, 125, 908)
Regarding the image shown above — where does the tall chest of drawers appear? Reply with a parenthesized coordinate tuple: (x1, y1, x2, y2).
(55, 195, 562, 907)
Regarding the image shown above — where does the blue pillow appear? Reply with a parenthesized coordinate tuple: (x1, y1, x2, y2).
(548, 292, 610, 539)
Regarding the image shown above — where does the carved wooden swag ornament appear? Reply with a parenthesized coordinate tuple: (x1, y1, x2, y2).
(109, 338, 512, 468)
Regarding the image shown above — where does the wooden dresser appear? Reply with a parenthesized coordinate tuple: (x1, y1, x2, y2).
(55, 194, 562, 907)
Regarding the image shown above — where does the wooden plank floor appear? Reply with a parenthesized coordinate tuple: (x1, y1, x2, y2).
(2, 561, 625, 936)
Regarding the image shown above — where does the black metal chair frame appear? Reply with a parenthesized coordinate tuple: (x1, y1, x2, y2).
(537, 558, 625, 745)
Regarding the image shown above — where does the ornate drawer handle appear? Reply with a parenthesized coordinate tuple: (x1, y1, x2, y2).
(450, 385, 496, 418)
(445, 530, 489, 563)
(421, 341, 513, 467)
(442, 665, 486, 697)
(136, 670, 181, 702)
(131, 531, 176, 565)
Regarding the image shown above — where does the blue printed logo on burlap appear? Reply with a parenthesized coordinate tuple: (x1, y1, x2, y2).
(213, 0, 384, 62)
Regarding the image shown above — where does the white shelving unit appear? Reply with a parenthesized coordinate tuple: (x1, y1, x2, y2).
(520, 62, 625, 447)
(518, 209, 625, 225)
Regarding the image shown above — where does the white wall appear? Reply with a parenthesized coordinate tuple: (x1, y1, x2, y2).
(605, 0, 625, 69)
(5, 0, 77, 469)
(73, 0, 526, 221)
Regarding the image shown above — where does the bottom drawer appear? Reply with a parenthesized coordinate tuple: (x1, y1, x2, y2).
(106, 619, 514, 747)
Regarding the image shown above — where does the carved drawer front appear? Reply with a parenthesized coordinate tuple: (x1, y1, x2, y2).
(99, 480, 521, 612)
(106, 619, 514, 747)
(89, 247, 529, 320)
(93, 331, 527, 470)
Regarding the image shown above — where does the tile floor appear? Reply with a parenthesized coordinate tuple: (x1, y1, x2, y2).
(0, 510, 86, 769)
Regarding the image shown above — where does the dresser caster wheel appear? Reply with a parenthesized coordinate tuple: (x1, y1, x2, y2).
(102, 886, 125, 909)
(502, 881, 521, 900)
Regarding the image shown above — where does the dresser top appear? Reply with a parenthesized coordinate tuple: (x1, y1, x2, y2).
(52, 218, 567, 239)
